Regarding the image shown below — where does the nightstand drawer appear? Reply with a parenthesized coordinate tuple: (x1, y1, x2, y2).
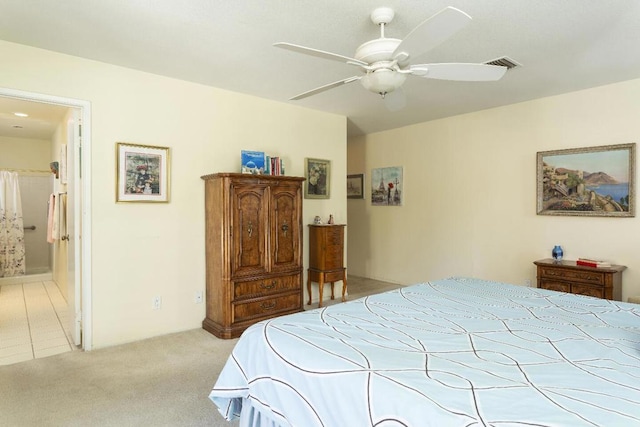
(326, 229, 343, 246)
(571, 284, 605, 299)
(540, 280, 570, 293)
(539, 266, 604, 285)
(234, 274, 300, 299)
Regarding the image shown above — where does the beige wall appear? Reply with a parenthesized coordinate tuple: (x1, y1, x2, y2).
(0, 136, 51, 170)
(50, 110, 73, 300)
(1, 40, 347, 348)
(0, 119, 70, 295)
(348, 77, 640, 302)
(1, 136, 53, 277)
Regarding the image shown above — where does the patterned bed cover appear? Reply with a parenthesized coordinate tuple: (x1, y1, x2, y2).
(210, 277, 640, 426)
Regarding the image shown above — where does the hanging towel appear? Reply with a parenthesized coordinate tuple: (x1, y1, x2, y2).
(58, 193, 67, 237)
(59, 193, 67, 239)
(52, 192, 60, 241)
(47, 193, 56, 243)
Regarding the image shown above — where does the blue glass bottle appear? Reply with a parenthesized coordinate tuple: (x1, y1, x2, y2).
(552, 245, 563, 261)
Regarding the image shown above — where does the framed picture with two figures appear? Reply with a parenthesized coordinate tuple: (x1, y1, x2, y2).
(116, 142, 170, 203)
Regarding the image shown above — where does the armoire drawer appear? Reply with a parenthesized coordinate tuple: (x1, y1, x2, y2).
(233, 274, 301, 299)
(233, 292, 301, 323)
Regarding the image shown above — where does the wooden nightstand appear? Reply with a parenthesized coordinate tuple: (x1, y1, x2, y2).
(533, 258, 626, 300)
(307, 224, 347, 307)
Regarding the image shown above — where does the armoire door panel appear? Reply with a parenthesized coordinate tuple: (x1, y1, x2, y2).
(271, 186, 301, 271)
(232, 186, 268, 276)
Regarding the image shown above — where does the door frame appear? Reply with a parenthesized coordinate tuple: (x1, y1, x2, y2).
(0, 86, 93, 351)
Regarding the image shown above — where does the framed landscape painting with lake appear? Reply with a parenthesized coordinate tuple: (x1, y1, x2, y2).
(536, 143, 635, 217)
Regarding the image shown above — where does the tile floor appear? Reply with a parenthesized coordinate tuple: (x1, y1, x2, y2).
(0, 281, 74, 366)
(0, 276, 399, 365)
(307, 275, 405, 309)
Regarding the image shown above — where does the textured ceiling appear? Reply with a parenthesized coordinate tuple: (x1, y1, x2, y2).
(1, 0, 640, 137)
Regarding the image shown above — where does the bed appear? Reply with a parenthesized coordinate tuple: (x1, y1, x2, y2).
(209, 277, 640, 426)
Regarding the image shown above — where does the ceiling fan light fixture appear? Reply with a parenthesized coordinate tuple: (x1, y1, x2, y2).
(360, 69, 406, 96)
(277, 6, 508, 104)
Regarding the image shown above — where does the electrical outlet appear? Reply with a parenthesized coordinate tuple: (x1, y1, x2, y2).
(524, 279, 532, 287)
(195, 290, 203, 304)
(152, 296, 162, 310)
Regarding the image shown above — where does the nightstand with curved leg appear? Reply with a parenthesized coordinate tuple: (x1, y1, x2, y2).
(307, 224, 346, 307)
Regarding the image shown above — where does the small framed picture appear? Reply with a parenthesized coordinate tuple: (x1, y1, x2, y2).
(116, 142, 170, 203)
(304, 158, 330, 199)
(371, 166, 403, 206)
(347, 174, 364, 199)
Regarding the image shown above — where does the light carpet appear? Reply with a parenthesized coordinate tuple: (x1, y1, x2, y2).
(0, 328, 239, 427)
(0, 276, 402, 426)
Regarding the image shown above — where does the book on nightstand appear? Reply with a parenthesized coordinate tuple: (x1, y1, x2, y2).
(576, 258, 612, 268)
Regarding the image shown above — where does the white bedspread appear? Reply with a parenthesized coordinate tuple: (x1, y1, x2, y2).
(210, 277, 640, 426)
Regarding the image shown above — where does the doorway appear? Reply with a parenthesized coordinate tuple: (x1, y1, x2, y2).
(0, 87, 92, 353)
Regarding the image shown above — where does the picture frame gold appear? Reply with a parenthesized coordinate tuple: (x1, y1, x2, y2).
(304, 158, 330, 199)
(116, 142, 170, 203)
(536, 143, 635, 217)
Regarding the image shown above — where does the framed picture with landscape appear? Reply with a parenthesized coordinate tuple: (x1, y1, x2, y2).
(536, 143, 635, 217)
(116, 142, 170, 203)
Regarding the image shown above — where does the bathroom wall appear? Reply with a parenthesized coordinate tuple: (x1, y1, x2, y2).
(1, 135, 53, 277)
(18, 174, 53, 274)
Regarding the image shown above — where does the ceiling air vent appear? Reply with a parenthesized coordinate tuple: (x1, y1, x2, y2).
(485, 56, 521, 70)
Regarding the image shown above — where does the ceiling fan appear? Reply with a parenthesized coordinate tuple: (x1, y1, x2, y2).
(274, 6, 507, 110)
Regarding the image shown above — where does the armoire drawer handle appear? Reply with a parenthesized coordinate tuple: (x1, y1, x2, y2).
(260, 302, 276, 310)
(260, 281, 276, 290)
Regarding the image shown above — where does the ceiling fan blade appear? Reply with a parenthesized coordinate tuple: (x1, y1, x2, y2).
(393, 7, 471, 62)
(290, 76, 361, 100)
(383, 88, 406, 112)
(274, 42, 368, 66)
(410, 63, 507, 81)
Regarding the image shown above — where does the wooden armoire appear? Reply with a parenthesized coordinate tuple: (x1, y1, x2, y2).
(201, 173, 305, 338)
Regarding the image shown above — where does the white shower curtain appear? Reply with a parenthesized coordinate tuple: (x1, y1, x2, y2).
(0, 171, 26, 277)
